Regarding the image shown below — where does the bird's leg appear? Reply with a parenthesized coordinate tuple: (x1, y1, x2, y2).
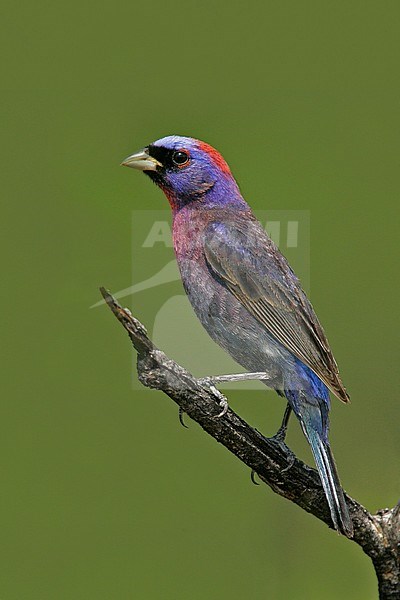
(197, 373, 271, 419)
(270, 403, 296, 473)
(196, 378, 229, 417)
(180, 374, 260, 428)
(198, 372, 271, 385)
(251, 403, 293, 483)
(208, 385, 229, 417)
(271, 403, 292, 442)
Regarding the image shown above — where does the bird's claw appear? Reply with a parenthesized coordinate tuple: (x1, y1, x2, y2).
(210, 385, 229, 417)
(198, 378, 229, 417)
(178, 407, 189, 428)
(250, 470, 260, 485)
(280, 452, 296, 473)
(270, 426, 288, 444)
(269, 403, 292, 444)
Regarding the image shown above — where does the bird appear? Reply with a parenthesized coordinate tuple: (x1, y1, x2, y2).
(122, 135, 353, 537)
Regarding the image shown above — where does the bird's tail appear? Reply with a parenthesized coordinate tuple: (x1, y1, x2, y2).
(302, 422, 353, 538)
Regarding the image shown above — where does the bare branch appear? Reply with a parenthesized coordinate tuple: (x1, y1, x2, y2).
(100, 287, 399, 599)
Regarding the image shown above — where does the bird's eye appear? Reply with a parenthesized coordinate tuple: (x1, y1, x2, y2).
(172, 150, 189, 167)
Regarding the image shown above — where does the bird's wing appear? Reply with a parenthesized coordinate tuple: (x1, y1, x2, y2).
(203, 218, 349, 402)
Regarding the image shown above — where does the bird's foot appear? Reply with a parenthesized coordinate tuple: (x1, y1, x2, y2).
(280, 452, 296, 473)
(178, 407, 189, 429)
(270, 424, 288, 444)
(250, 470, 260, 485)
(269, 403, 292, 444)
(198, 378, 229, 417)
(210, 386, 229, 417)
(266, 431, 296, 473)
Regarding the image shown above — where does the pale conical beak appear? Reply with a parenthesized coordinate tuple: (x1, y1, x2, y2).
(121, 148, 162, 171)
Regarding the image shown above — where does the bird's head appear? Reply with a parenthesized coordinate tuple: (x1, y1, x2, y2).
(122, 135, 244, 211)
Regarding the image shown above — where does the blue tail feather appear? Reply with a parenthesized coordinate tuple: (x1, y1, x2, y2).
(302, 420, 353, 537)
(285, 383, 353, 537)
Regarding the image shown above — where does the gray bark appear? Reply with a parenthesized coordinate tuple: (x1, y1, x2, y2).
(100, 287, 399, 599)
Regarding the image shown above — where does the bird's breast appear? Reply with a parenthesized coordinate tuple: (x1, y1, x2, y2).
(171, 209, 290, 383)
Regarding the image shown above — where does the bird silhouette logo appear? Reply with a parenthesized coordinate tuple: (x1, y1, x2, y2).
(93, 210, 309, 390)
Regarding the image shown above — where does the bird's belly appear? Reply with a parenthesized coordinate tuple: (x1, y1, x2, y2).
(178, 257, 295, 388)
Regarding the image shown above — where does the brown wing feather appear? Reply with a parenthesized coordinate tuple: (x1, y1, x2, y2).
(204, 218, 349, 402)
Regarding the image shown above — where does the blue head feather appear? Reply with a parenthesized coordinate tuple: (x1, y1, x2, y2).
(146, 135, 246, 211)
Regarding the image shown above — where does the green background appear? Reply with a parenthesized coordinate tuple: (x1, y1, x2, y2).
(1, 2, 399, 599)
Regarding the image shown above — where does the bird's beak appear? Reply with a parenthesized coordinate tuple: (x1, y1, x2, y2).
(121, 148, 162, 171)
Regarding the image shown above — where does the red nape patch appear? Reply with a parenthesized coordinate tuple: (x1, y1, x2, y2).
(196, 140, 232, 175)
